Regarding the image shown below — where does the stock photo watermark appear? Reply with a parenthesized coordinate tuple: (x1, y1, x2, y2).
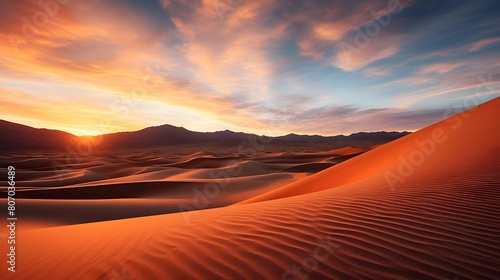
(213, 0, 243, 21)
(178, 109, 289, 223)
(5, 166, 17, 273)
(110, 267, 134, 280)
(51, 63, 168, 180)
(282, 235, 341, 280)
(9, 0, 72, 52)
(334, 0, 408, 65)
(385, 72, 498, 191)
(178, 133, 274, 223)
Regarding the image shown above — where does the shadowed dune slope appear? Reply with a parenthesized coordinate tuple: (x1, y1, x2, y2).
(4, 98, 499, 279)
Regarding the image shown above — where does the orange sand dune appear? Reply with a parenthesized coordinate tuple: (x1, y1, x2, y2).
(2, 146, 345, 228)
(2, 98, 499, 279)
(238, 97, 500, 205)
(11, 173, 306, 229)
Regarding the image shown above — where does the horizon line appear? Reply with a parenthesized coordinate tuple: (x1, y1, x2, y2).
(0, 118, 413, 139)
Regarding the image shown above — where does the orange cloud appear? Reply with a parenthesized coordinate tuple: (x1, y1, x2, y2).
(362, 67, 393, 77)
(418, 63, 464, 75)
(468, 37, 500, 52)
(0, 87, 148, 135)
(0, 0, 282, 133)
(332, 36, 400, 71)
(1, 0, 497, 137)
(294, 0, 411, 67)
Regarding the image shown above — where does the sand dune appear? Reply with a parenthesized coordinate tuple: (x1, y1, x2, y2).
(238, 98, 500, 205)
(1, 145, 358, 228)
(279, 162, 335, 173)
(1, 98, 499, 279)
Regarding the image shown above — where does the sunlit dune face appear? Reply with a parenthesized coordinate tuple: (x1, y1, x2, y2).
(0, 0, 499, 136)
(7, 97, 500, 279)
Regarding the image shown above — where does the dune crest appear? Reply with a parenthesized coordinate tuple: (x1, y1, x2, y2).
(2, 98, 499, 279)
(238, 97, 500, 204)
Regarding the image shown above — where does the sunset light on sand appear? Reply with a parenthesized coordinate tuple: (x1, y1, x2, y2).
(0, 1, 499, 279)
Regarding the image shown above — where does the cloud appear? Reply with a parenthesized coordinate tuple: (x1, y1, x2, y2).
(468, 37, 500, 52)
(332, 38, 400, 71)
(417, 62, 464, 75)
(269, 104, 456, 135)
(0, 86, 148, 135)
(0, 0, 499, 136)
(362, 67, 393, 77)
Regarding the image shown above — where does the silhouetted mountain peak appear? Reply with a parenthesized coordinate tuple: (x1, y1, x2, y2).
(0, 119, 410, 150)
(0, 119, 78, 150)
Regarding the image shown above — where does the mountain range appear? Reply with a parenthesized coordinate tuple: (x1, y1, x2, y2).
(0, 119, 410, 151)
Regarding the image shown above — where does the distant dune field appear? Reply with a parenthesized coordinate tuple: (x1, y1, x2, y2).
(1, 98, 499, 279)
(0, 145, 368, 229)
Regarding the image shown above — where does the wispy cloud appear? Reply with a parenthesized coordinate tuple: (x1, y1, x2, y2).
(0, 0, 499, 136)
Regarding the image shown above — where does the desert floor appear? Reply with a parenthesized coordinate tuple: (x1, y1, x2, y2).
(1, 98, 499, 279)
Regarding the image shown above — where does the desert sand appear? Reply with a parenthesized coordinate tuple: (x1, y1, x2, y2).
(0, 145, 366, 230)
(1, 98, 499, 279)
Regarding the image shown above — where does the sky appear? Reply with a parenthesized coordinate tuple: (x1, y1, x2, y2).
(0, 0, 499, 136)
